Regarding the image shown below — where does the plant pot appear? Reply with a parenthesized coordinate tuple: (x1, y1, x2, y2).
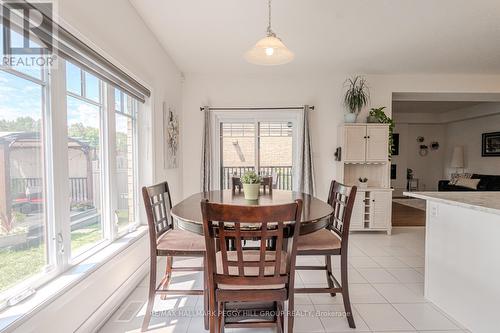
(358, 182, 368, 189)
(242, 183, 260, 200)
(344, 113, 357, 123)
(366, 115, 379, 123)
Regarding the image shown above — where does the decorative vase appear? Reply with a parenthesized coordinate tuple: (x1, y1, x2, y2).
(243, 183, 260, 200)
(344, 113, 357, 123)
(366, 115, 379, 123)
(358, 182, 368, 189)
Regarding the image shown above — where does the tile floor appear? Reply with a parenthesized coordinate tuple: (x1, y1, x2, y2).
(99, 227, 470, 333)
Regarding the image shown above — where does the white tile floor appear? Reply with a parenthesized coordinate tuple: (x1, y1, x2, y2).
(99, 227, 470, 333)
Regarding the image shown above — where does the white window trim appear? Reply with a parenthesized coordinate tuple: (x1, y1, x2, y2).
(211, 110, 301, 190)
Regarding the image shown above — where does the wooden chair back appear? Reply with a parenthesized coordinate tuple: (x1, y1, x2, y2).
(201, 200, 303, 289)
(142, 181, 174, 241)
(261, 176, 273, 194)
(326, 181, 357, 243)
(231, 176, 242, 193)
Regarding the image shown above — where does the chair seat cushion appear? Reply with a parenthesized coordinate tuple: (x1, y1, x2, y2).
(216, 250, 287, 290)
(297, 229, 342, 252)
(156, 229, 205, 254)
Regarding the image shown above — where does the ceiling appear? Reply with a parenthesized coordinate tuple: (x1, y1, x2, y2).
(392, 101, 484, 114)
(129, 0, 500, 75)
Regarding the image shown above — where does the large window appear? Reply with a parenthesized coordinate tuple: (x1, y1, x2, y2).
(0, 67, 50, 296)
(0, 61, 140, 306)
(218, 115, 297, 190)
(66, 62, 105, 258)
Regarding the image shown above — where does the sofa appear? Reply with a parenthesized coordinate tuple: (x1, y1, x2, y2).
(438, 174, 500, 191)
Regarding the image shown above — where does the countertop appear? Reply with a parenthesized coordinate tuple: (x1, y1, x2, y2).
(403, 191, 500, 216)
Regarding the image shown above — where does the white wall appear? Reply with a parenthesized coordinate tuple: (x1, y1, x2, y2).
(59, 0, 184, 202)
(7, 0, 183, 332)
(181, 73, 500, 200)
(444, 109, 500, 175)
(391, 123, 446, 193)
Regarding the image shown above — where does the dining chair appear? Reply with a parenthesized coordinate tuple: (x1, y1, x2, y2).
(201, 199, 303, 333)
(231, 176, 242, 193)
(261, 175, 273, 194)
(142, 181, 208, 332)
(295, 181, 358, 328)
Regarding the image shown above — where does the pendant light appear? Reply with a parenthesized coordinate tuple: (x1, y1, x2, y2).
(244, 0, 294, 65)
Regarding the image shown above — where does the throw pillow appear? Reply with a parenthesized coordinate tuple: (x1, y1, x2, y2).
(449, 173, 472, 185)
(455, 178, 480, 190)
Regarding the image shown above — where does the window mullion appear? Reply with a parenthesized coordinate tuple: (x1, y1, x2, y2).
(48, 57, 71, 269)
(104, 86, 117, 240)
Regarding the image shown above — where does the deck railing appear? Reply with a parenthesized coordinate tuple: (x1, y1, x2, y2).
(221, 166, 293, 190)
(11, 177, 90, 203)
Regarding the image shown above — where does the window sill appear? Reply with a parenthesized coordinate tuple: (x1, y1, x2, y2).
(0, 226, 148, 332)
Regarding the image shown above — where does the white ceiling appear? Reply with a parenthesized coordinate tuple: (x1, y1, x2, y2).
(129, 0, 500, 75)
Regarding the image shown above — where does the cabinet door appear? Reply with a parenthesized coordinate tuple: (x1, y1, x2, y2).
(366, 126, 389, 162)
(344, 126, 367, 162)
(350, 191, 365, 230)
(370, 191, 392, 229)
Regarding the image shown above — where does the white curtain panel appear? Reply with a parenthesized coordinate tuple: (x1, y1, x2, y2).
(297, 105, 315, 195)
(200, 106, 212, 192)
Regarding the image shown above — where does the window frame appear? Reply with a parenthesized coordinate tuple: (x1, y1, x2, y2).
(0, 58, 141, 307)
(211, 110, 300, 191)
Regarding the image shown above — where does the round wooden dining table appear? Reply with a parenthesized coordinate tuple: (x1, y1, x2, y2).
(171, 190, 333, 235)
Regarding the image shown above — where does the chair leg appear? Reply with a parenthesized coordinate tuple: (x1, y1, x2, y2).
(277, 301, 284, 333)
(209, 288, 216, 333)
(287, 296, 295, 333)
(159, 256, 173, 300)
(325, 255, 336, 297)
(340, 254, 356, 329)
(141, 255, 157, 332)
(217, 302, 225, 333)
(203, 257, 209, 330)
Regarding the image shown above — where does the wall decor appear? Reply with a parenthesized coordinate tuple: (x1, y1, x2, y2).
(482, 131, 500, 156)
(164, 103, 179, 168)
(419, 144, 429, 157)
(430, 141, 440, 150)
(416, 136, 424, 143)
(392, 133, 400, 156)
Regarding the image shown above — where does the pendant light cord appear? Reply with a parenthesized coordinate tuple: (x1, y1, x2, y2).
(267, 0, 275, 37)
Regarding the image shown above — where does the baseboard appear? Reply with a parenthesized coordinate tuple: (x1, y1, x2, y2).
(76, 259, 150, 333)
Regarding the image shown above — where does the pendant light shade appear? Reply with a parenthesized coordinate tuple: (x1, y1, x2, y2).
(244, 0, 294, 66)
(244, 35, 294, 65)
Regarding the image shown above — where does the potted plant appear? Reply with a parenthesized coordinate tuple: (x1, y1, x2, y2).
(344, 76, 369, 123)
(358, 177, 368, 189)
(241, 171, 262, 200)
(367, 106, 396, 157)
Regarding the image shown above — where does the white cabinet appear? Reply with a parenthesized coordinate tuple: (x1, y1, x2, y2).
(366, 126, 389, 162)
(338, 124, 392, 235)
(342, 124, 389, 163)
(351, 189, 392, 235)
(344, 125, 367, 162)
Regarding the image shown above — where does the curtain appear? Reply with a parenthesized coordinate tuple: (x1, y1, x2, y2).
(297, 105, 315, 195)
(201, 106, 212, 192)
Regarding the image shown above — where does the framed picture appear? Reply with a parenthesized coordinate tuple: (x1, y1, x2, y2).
(392, 133, 400, 156)
(482, 132, 500, 157)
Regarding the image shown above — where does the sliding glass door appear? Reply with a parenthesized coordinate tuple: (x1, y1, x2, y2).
(216, 112, 298, 191)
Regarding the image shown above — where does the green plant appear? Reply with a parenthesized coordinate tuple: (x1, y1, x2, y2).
(344, 76, 369, 114)
(369, 106, 395, 157)
(240, 171, 261, 184)
(358, 177, 368, 183)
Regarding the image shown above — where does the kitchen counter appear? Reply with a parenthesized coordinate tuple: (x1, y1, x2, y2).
(404, 191, 500, 333)
(404, 191, 500, 215)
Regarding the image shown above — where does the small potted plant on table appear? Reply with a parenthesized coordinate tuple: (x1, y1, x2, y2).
(241, 171, 262, 200)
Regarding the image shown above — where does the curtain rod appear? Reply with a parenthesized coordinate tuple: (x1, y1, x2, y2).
(199, 106, 314, 111)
